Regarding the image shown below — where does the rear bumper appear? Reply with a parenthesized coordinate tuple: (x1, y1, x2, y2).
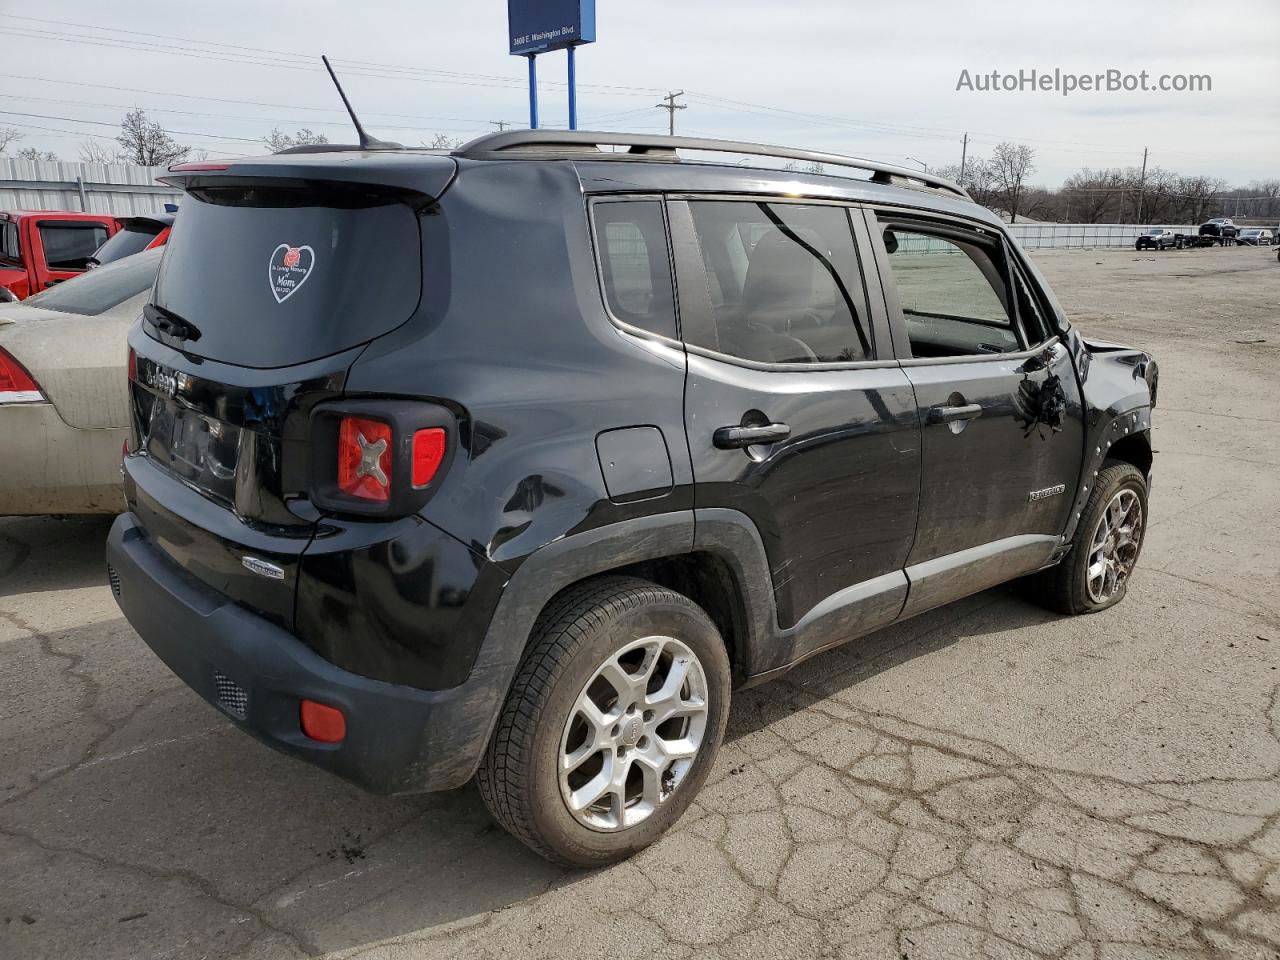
(106, 512, 503, 794)
(0, 403, 124, 514)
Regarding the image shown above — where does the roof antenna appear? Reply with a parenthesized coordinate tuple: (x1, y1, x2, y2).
(322, 54, 398, 150)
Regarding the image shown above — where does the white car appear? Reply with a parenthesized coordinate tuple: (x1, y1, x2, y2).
(1238, 228, 1274, 246)
(0, 249, 159, 514)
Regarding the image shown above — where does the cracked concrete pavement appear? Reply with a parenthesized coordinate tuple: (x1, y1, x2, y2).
(2, 245, 1279, 959)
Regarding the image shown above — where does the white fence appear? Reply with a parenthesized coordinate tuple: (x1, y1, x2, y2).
(1007, 222, 1196, 250)
(0, 158, 182, 216)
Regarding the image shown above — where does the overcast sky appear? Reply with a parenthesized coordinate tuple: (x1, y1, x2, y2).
(2, 0, 1277, 186)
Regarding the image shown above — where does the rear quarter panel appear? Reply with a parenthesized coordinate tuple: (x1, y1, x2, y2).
(343, 160, 696, 573)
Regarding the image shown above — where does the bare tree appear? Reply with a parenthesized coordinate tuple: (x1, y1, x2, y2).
(262, 127, 329, 153)
(0, 127, 22, 154)
(116, 109, 190, 167)
(427, 134, 463, 150)
(79, 140, 124, 164)
(989, 142, 1036, 223)
(17, 147, 58, 162)
(1250, 179, 1280, 220)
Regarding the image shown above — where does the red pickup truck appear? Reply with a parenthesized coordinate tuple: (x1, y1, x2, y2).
(0, 210, 120, 300)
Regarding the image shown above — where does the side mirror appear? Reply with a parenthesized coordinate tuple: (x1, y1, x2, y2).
(882, 229, 899, 254)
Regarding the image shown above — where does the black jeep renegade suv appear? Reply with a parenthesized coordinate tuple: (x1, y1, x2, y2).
(107, 131, 1157, 866)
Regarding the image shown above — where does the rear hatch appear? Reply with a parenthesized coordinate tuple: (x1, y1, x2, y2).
(126, 153, 456, 629)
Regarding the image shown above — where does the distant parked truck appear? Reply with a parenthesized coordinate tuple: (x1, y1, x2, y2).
(1136, 218, 1245, 251)
(0, 210, 120, 299)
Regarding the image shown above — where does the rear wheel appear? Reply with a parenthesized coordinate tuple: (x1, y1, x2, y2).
(1023, 461, 1148, 615)
(477, 576, 731, 867)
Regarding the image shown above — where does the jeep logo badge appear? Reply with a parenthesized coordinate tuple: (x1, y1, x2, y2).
(268, 244, 315, 303)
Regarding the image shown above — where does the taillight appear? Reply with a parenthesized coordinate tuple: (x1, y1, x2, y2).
(310, 401, 455, 516)
(0, 347, 43, 404)
(127, 346, 137, 382)
(412, 428, 446, 488)
(337, 416, 393, 502)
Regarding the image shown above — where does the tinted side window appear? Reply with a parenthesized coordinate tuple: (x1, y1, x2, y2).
(39, 222, 108, 270)
(0, 221, 20, 265)
(675, 200, 871, 364)
(878, 225, 1019, 357)
(591, 200, 676, 339)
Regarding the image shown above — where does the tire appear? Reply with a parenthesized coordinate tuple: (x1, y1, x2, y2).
(476, 576, 731, 867)
(1022, 461, 1148, 616)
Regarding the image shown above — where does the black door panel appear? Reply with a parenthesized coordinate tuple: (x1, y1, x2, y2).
(671, 197, 920, 632)
(901, 340, 1085, 563)
(868, 210, 1086, 595)
(686, 355, 921, 627)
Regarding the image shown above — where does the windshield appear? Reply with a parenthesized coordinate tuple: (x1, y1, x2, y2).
(150, 183, 423, 368)
(24, 249, 161, 316)
(91, 221, 162, 266)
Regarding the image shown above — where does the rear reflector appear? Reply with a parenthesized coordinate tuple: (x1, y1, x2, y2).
(300, 700, 346, 743)
(412, 427, 447, 487)
(337, 416, 392, 501)
(0, 347, 43, 404)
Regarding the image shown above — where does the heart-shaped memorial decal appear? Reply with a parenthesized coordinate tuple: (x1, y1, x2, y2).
(268, 243, 315, 303)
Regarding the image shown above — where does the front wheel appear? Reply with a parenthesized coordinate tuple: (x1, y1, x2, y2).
(1022, 461, 1148, 615)
(477, 576, 731, 867)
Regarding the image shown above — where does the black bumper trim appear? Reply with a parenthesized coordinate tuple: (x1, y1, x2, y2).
(106, 512, 496, 794)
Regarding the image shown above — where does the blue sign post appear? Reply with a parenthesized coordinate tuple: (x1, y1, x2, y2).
(508, 0, 596, 130)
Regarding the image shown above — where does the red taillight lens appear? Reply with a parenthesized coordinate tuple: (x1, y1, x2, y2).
(300, 699, 346, 743)
(0, 347, 42, 403)
(411, 427, 446, 488)
(127, 347, 137, 382)
(337, 416, 392, 502)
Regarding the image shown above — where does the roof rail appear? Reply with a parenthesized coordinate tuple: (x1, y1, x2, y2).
(454, 130, 970, 200)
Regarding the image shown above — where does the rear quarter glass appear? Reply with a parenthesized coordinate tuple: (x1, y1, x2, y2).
(151, 187, 422, 369)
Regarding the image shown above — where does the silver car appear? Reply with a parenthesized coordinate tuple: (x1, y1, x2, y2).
(0, 249, 159, 514)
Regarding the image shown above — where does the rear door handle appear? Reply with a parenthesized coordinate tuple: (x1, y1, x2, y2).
(926, 403, 983, 425)
(713, 422, 791, 449)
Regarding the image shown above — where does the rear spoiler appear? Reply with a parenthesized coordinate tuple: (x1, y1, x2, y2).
(159, 153, 458, 208)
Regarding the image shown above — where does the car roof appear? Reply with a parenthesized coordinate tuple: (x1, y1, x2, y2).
(162, 131, 990, 224)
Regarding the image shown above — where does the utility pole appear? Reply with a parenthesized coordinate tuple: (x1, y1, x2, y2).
(655, 91, 686, 136)
(490, 120, 509, 131)
(959, 132, 968, 183)
(1136, 147, 1148, 224)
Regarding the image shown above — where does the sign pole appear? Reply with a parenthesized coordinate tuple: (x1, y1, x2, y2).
(567, 46, 578, 130)
(527, 54, 538, 129)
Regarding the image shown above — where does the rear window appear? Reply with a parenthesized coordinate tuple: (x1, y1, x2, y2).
(24, 248, 161, 316)
(151, 183, 422, 368)
(39, 221, 109, 269)
(91, 221, 162, 265)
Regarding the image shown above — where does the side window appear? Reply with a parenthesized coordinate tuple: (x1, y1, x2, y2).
(0, 221, 21, 265)
(877, 224, 1020, 357)
(674, 200, 872, 364)
(591, 200, 677, 339)
(38, 223, 108, 271)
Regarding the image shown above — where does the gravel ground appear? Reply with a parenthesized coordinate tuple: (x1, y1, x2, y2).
(2, 244, 1278, 960)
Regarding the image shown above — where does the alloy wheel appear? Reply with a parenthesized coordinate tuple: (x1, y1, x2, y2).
(1086, 488, 1144, 603)
(558, 635, 709, 831)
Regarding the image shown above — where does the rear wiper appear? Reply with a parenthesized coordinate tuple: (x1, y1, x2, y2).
(144, 302, 202, 342)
